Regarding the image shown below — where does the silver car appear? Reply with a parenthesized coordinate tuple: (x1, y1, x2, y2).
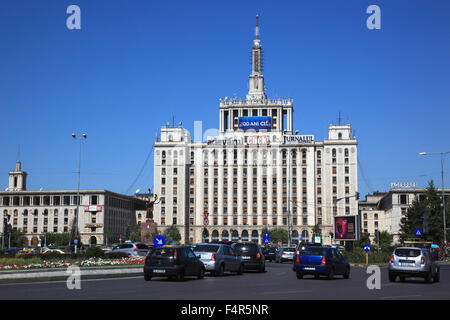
(388, 246, 440, 283)
(276, 247, 296, 263)
(105, 242, 149, 257)
(193, 243, 244, 276)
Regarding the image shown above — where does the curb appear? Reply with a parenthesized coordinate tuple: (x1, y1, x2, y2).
(0, 265, 144, 284)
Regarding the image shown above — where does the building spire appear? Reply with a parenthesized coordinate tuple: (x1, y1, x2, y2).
(247, 14, 266, 100)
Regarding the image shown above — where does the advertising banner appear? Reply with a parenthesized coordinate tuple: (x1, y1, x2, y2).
(334, 216, 359, 240)
(238, 117, 272, 131)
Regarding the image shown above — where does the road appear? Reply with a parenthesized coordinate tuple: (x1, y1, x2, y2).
(1, 262, 449, 300)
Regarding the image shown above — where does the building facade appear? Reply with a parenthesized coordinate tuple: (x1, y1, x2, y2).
(153, 17, 359, 245)
(1, 161, 146, 246)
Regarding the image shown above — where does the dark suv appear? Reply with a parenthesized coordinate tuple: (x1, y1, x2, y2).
(144, 246, 205, 281)
(231, 242, 265, 272)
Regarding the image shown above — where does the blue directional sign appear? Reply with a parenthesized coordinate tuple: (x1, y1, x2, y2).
(415, 228, 423, 236)
(364, 244, 371, 253)
(74, 239, 78, 245)
(153, 235, 165, 247)
(263, 232, 270, 244)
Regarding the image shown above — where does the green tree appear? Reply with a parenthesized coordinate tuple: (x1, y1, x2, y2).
(129, 225, 141, 242)
(40, 232, 70, 246)
(269, 228, 288, 244)
(312, 224, 322, 238)
(374, 230, 393, 252)
(355, 232, 371, 249)
(399, 180, 450, 243)
(163, 226, 181, 244)
(3, 225, 27, 247)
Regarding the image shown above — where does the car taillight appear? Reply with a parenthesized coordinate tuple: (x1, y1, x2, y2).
(421, 256, 425, 265)
(174, 250, 178, 261)
(256, 252, 261, 260)
(134, 247, 137, 252)
(390, 255, 394, 263)
(321, 256, 326, 265)
(211, 253, 216, 261)
(296, 254, 299, 263)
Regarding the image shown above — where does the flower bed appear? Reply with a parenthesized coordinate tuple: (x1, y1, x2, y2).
(0, 256, 145, 271)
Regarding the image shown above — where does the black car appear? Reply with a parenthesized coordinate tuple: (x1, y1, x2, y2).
(231, 242, 265, 272)
(144, 246, 205, 281)
(262, 246, 277, 262)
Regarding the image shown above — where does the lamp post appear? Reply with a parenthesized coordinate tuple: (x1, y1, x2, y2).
(419, 151, 450, 243)
(72, 133, 87, 253)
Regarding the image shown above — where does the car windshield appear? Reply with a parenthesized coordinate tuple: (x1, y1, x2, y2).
(119, 244, 133, 249)
(300, 247, 329, 256)
(193, 245, 219, 253)
(395, 248, 421, 257)
(151, 248, 176, 258)
(282, 248, 296, 252)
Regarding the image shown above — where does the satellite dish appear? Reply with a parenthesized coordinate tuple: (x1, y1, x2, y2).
(135, 189, 140, 194)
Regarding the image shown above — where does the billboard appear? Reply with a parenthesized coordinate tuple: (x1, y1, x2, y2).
(334, 216, 359, 241)
(238, 117, 272, 131)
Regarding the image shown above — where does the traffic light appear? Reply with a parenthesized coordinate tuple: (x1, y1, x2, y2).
(356, 192, 360, 200)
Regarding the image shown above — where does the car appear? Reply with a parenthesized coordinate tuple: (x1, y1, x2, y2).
(262, 246, 277, 262)
(2, 247, 19, 255)
(275, 247, 296, 263)
(105, 242, 149, 256)
(388, 246, 440, 283)
(193, 243, 244, 276)
(231, 242, 265, 272)
(294, 246, 350, 280)
(143, 246, 205, 281)
(42, 248, 66, 254)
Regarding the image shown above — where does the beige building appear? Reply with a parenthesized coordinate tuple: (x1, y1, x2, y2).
(1, 160, 146, 246)
(152, 17, 359, 245)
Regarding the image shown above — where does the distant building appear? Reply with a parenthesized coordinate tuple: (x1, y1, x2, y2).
(359, 188, 450, 243)
(0, 160, 146, 246)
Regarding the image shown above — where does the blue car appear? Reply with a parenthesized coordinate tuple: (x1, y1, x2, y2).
(294, 246, 350, 280)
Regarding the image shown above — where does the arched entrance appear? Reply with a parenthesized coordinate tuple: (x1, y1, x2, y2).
(202, 229, 210, 243)
(31, 236, 39, 246)
(90, 236, 97, 246)
(251, 230, 258, 243)
(241, 230, 249, 242)
(222, 230, 229, 241)
(301, 230, 309, 242)
(231, 230, 239, 241)
(211, 230, 219, 242)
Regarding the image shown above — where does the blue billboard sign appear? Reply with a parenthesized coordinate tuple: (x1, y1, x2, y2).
(238, 117, 272, 131)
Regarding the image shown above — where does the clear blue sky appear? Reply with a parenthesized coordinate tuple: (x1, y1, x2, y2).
(1, 0, 449, 198)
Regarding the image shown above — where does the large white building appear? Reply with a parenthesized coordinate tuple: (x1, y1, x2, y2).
(153, 17, 359, 245)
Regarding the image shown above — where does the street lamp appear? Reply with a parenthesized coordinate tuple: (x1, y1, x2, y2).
(72, 133, 87, 253)
(419, 151, 450, 243)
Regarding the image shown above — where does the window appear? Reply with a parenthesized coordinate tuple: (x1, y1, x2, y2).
(400, 194, 408, 205)
(91, 195, 98, 205)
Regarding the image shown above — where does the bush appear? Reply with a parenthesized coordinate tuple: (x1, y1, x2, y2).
(85, 247, 104, 259)
(342, 248, 391, 264)
(104, 252, 130, 259)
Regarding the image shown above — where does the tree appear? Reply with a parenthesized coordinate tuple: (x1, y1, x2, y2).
(129, 225, 141, 242)
(312, 224, 322, 238)
(40, 232, 70, 246)
(163, 226, 181, 244)
(3, 225, 27, 247)
(374, 230, 393, 252)
(399, 180, 450, 243)
(268, 228, 288, 244)
(355, 232, 371, 249)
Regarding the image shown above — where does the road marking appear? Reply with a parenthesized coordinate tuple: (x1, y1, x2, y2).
(380, 294, 422, 300)
(0, 276, 143, 286)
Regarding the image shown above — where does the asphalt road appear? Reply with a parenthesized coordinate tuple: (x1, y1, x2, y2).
(1, 262, 449, 300)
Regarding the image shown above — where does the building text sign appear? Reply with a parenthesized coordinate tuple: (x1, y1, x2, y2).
(283, 135, 314, 145)
(390, 182, 418, 189)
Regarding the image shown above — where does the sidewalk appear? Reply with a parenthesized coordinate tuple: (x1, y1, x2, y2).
(0, 265, 144, 284)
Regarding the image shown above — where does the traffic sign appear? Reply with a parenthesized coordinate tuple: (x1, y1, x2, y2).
(364, 244, 371, 253)
(204, 218, 209, 226)
(74, 239, 78, 245)
(153, 235, 165, 247)
(263, 232, 270, 244)
(204, 211, 209, 219)
(415, 228, 423, 236)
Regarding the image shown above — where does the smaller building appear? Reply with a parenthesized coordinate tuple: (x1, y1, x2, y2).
(358, 192, 388, 242)
(1, 160, 146, 246)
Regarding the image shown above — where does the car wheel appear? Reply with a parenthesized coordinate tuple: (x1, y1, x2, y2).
(176, 269, 185, 282)
(388, 272, 396, 282)
(237, 264, 244, 275)
(434, 269, 440, 282)
(144, 272, 152, 281)
(217, 264, 224, 277)
(425, 271, 433, 283)
(327, 268, 334, 280)
(344, 267, 350, 279)
(296, 272, 303, 279)
(197, 267, 205, 279)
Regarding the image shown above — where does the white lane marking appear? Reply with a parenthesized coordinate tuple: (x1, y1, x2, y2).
(260, 290, 313, 295)
(0, 276, 143, 286)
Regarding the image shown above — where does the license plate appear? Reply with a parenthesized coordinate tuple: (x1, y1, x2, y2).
(242, 256, 251, 260)
(303, 267, 315, 271)
(153, 269, 165, 273)
(399, 260, 415, 264)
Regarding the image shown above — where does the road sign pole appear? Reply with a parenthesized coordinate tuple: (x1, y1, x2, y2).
(366, 253, 368, 265)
